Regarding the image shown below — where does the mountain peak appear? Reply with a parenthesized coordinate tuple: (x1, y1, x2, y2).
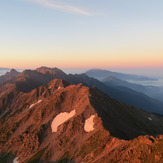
(36, 66, 66, 75)
(0, 69, 20, 86)
(5, 68, 19, 76)
(47, 79, 70, 89)
(10, 68, 18, 73)
(36, 66, 56, 74)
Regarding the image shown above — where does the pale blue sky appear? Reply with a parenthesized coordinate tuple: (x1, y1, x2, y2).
(0, 0, 163, 71)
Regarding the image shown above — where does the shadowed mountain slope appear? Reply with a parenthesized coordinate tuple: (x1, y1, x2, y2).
(102, 76, 163, 102)
(67, 74, 163, 115)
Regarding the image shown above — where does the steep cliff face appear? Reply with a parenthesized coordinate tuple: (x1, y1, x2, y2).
(0, 83, 19, 118)
(0, 79, 163, 163)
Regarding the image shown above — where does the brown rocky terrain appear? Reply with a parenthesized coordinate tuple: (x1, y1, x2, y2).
(0, 77, 163, 163)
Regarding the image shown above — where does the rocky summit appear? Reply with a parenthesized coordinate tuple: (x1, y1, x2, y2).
(0, 67, 163, 163)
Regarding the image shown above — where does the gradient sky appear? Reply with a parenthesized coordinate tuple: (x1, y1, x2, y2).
(0, 0, 163, 71)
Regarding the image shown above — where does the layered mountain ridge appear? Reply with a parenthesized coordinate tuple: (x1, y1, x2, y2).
(85, 69, 157, 81)
(0, 67, 163, 115)
(102, 76, 163, 102)
(0, 77, 163, 162)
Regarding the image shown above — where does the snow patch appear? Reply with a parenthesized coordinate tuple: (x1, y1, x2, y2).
(29, 100, 42, 109)
(51, 109, 76, 132)
(84, 115, 95, 132)
(13, 157, 19, 163)
(148, 117, 152, 121)
(58, 86, 61, 89)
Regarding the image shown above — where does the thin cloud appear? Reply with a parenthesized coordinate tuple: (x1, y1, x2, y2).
(26, 0, 92, 16)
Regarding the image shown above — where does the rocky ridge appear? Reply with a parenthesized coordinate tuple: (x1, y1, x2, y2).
(0, 78, 163, 162)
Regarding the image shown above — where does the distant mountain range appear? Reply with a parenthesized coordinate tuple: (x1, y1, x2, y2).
(85, 69, 158, 81)
(102, 76, 163, 102)
(0, 68, 11, 70)
(0, 67, 163, 115)
(0, 67, 163, 162)
(0, 68, 24, 76)
(0, 68, 11, 75)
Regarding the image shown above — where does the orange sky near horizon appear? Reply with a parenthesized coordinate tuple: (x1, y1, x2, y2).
(1, 46, 163, 69)
(1, 0, 163, 71)
(1, 52, 163, 69)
